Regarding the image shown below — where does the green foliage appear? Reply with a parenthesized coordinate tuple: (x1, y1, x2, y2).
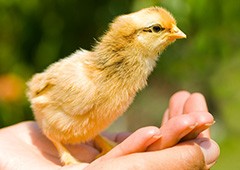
(0, 0, 240, 169)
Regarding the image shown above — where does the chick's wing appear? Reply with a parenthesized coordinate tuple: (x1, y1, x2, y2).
(28, 52, 97, 116)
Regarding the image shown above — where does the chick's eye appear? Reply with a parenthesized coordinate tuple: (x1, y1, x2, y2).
(152, 25, 164, 33)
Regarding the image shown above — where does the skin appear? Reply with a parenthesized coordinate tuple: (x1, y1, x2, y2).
(0, 91, 219, 170)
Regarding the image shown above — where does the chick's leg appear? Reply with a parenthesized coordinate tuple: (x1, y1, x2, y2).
(50, 139, 80, 165)
(94, 135, 117, 158)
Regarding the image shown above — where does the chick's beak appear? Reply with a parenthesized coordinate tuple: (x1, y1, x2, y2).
(168, 25, 187, 40)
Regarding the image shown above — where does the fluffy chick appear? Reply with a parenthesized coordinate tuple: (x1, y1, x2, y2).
(27, 6, 186, 165)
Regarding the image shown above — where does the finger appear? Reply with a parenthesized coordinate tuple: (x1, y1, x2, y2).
(181, 112, 214, 140)
(183, 92, 208, 114)
(181, 93, 214, 140)
(101, 126, 161, 160)
(168, 91, 191, 119)
(149, 111, 214, 151)
(148, 114, 198, 151)
(194, 138, 220, 169)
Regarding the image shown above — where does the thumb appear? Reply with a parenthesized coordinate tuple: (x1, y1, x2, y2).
(194, 138, 220, 169)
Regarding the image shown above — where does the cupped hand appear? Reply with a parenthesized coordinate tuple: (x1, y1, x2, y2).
(89, 91, 219, 170)
(0, 91, 219, 170)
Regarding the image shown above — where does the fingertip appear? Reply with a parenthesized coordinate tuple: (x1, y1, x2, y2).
(184, 92, 208, 113)
(169, 91, 191, 118)
(104, 126, 161, 159)
(135, 126, 162, 147)
(191, 92, 205, 99)
(173, 90, 191, 96)
(199, 121, 216, 138)
(170, 91, 191, 104)
(181, 112, 215, 140)
(195, 138, 220, 169)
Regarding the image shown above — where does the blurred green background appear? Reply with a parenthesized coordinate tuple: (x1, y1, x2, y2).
(0, 0, 240, 169)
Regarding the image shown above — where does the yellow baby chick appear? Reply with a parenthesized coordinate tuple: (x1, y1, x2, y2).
(27, 6, 186, 165)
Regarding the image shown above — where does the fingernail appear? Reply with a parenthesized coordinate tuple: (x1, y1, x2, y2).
(145, 134, 162, 147)
(179, 123, 199, 141)
(204, 121, 216, 127)
(196, 138, 220, 168)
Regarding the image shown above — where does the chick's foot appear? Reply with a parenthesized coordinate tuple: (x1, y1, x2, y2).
(51, 139, 80, 165)
(94, 135, 117, 159)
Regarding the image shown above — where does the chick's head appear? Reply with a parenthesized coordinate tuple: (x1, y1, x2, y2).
(108, 7, 186, 58)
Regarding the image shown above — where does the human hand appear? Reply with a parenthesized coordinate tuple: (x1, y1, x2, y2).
(87, 91, 219, 170)
(148, 90, 216, 150)
(0, 91, 219, 170)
